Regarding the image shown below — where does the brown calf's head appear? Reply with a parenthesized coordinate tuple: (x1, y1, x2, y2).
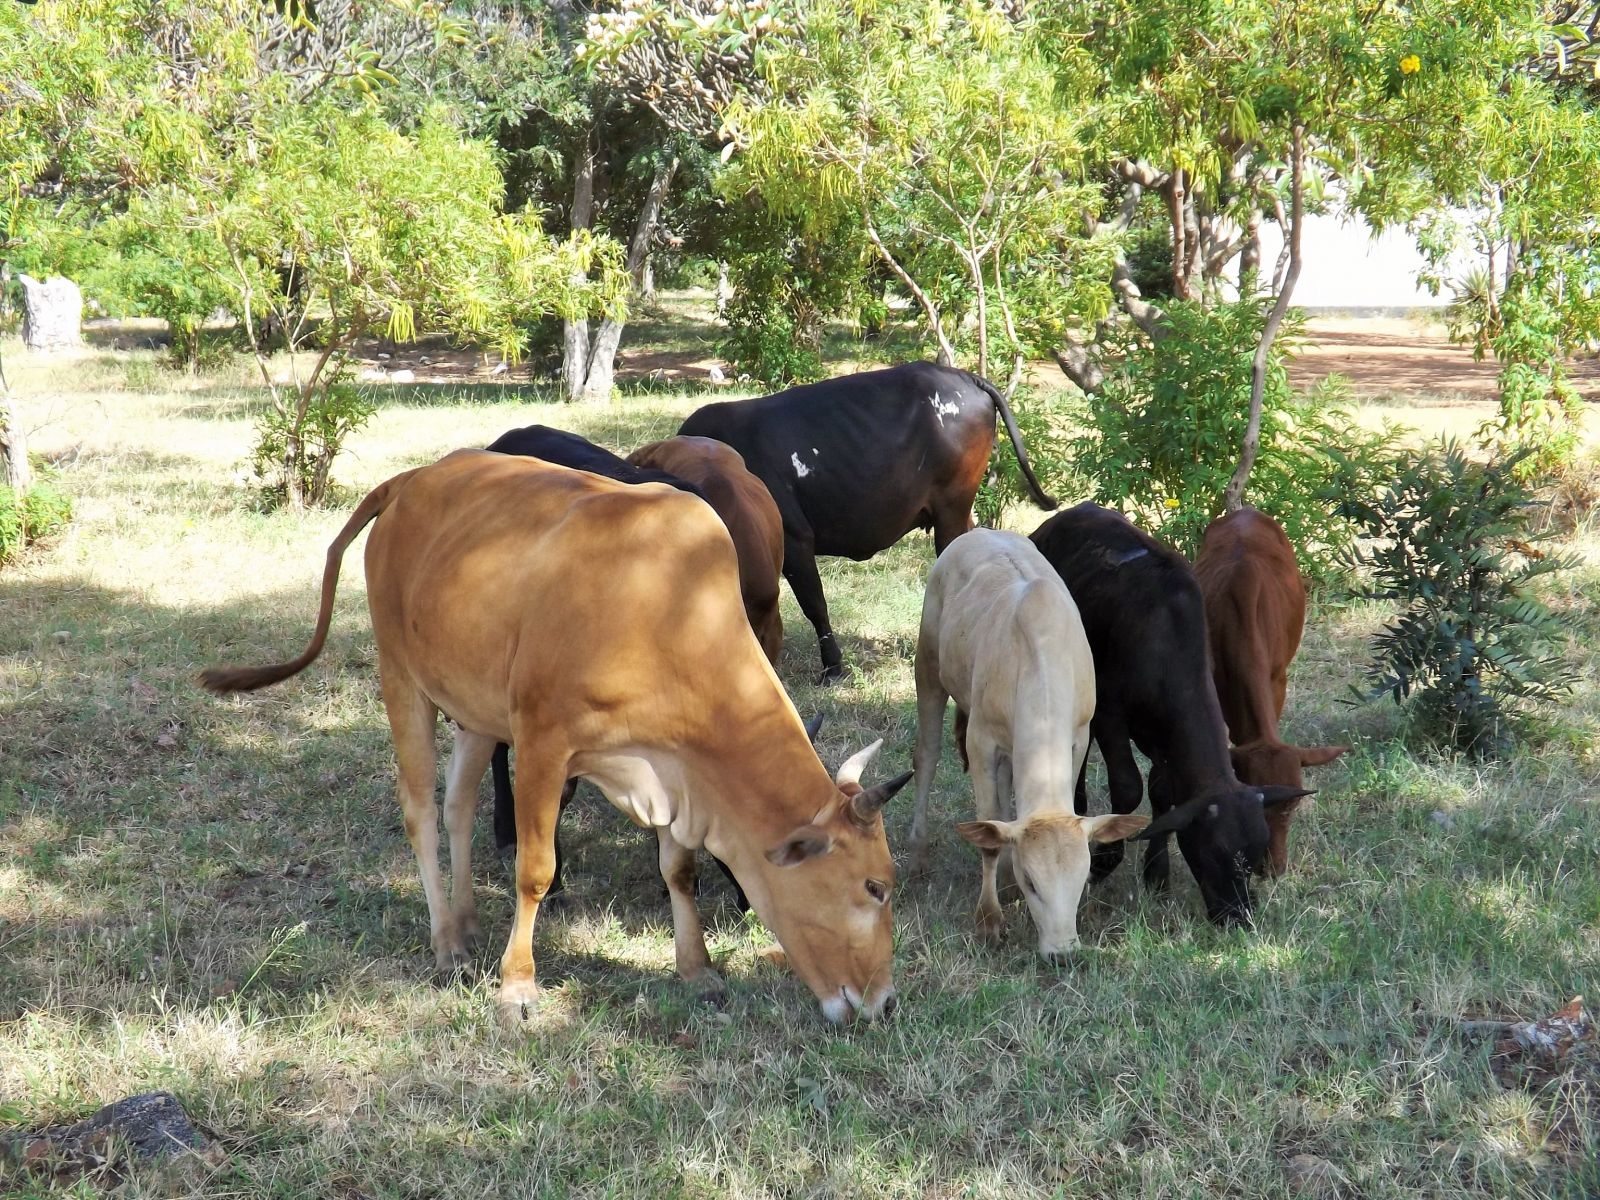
(746, 740, 912, 1023)
(1229, 740, 1348, 875)
(957, 812, 1149, 960)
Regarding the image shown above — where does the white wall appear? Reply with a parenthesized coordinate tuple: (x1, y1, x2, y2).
(1255, 212, 1474, 310)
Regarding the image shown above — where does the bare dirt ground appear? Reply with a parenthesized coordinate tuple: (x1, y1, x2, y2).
(84, 308, 1600, 406)
(1290, 316, 1600, 402)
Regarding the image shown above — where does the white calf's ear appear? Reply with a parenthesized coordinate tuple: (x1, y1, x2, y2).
(767, 825, 834, 867)
(956, 820, 1019, 851)
(1083, 813, 1151, 844)
(835, 738, 883, 788)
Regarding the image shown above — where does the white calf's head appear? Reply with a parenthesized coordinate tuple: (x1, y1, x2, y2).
(957, 812, 1149, 959)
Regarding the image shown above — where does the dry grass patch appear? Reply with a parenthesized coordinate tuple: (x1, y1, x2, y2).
(2, 338, 1597, 1197)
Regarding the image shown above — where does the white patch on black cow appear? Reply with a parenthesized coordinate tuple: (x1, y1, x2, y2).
(791, 451, 812, 478)
(929, 392, 961, 426)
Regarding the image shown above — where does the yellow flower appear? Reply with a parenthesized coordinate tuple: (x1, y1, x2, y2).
(1399, 54, 1421, 75)
(1164, 497, 1181, 510)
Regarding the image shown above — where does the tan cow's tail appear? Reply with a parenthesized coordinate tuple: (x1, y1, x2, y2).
(971, 372, 1059, 511)
(198, 469, 420, 694)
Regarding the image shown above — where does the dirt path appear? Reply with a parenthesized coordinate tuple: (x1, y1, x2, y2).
(1289, 317, 1600, 402)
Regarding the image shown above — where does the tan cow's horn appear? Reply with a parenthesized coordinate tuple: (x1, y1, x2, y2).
(851, 770, 914, 821)
(835, 739, 883, 788)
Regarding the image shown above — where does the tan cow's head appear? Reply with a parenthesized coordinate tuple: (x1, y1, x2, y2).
(957, 812, 1149, 959)
(743, 740, 911, 1023)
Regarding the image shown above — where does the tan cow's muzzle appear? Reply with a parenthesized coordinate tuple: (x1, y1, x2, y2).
(819, 979, 897, 1024)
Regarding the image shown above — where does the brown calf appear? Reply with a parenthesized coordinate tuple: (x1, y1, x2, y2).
(627, 435, 785, 665)
(1193, 507, 1348, 876)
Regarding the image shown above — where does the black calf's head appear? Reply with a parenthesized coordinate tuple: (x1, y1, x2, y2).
(1134, 785, 1310, 923)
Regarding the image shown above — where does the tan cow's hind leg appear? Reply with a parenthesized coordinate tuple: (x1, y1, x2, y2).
(657, 828, 722, 991)
(443, 727, 497, 956)
(380, 669, 462, 976)
(499, 736, 567, 1016)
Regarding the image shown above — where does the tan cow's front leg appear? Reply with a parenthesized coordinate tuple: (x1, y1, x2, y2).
(656, 828, 723, 991)
(499, 739, 568, 1017)
(967, 730, 1005, 942)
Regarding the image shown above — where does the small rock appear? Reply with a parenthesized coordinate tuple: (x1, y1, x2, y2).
(376, 352, 392, 360)
(357, 368, 387, 382)
(52, 630, 70, 643)
(388, 368, 416, 384)
(489, 360, 509, 376)
(2, 1091, 209, 1171)
(1430, 810, 1454, 830)
(706, 364, 725, 383)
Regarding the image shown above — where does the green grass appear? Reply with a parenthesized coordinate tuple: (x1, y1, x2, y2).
(2, 327, 1598, 1198)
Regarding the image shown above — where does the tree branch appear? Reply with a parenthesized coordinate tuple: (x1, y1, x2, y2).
(1224, 124, 1305, 512)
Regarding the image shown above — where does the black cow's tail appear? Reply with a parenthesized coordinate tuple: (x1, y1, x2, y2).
(972, 373, 1058, 511)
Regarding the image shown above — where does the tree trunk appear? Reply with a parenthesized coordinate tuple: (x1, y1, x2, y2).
(641, 259, 656, 305)
(715, 261, 732, 318)
(561, 130, 598, 403)
(1239, 208, 1262, 291)
(1224, 126, 1305, 513)
(579, 154, 678, 404)
(1, 396, 32, 496)
(17, 274, 83, 352)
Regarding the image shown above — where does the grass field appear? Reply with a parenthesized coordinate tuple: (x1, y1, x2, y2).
(2, 324, 1598, 1198)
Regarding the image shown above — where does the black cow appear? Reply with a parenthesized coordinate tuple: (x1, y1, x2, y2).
(482, 425, 746, 909)
(1028, 504, 1309, 924)
(679, 362, 1057, 681)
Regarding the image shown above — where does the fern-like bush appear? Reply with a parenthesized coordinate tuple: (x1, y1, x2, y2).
(1336, 440, 1576, 756)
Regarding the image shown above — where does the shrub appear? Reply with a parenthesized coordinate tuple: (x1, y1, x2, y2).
(974, 385, 1085, 527)
(250, 368, 376, 509)
(1071, 299, 1399, 578)
(1336, 439, 1576, 756)
(0, 479, 73, 565)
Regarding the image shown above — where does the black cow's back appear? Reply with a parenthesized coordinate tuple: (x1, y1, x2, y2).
(679, 363, 997, 559)
(486, 424, 702, 498)
(1029, 503, 1211, 735)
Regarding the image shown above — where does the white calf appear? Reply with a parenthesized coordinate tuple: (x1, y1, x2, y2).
(908, 529, 1147, 958)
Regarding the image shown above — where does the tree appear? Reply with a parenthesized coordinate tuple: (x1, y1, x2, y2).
(189, 102, 625, 507)
(721, 0, 1114, 396)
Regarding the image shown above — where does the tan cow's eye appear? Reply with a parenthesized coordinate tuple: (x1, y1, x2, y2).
(864, 879, 888, 904)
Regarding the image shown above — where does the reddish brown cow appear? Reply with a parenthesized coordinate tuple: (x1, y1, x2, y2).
(627, 436, 785, 665)
(1193, 508, 1348, 876)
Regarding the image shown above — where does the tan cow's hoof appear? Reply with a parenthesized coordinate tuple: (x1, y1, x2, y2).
(433, 943, 477, 982)
(976, 911, 1004, 944)
(496, 979, 542, 1025)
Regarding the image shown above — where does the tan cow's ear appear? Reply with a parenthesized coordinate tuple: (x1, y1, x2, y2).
(956, 820, 1018, 851)
(767, 825, 834, 867)
(835, 739, 883, 788)
(1298, 744, 1349, 768)
(1083, 813, 1151, 844)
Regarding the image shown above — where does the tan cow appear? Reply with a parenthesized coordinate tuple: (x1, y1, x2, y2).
(626, 435, 785, 665)
(906, 529, 1147, 959)
(201, 451, 910, 1022)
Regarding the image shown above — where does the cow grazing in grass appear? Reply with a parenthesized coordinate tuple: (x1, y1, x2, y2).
(483, 423, 743, 902)
(626, 436, 785, 666)
(201, 451, 911, 1022)
(908, 529, 1148, 959)
(679, 362, 1058, 682)
(1193, 507, 1348, 876)
(1029, 504, 1309, 925)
